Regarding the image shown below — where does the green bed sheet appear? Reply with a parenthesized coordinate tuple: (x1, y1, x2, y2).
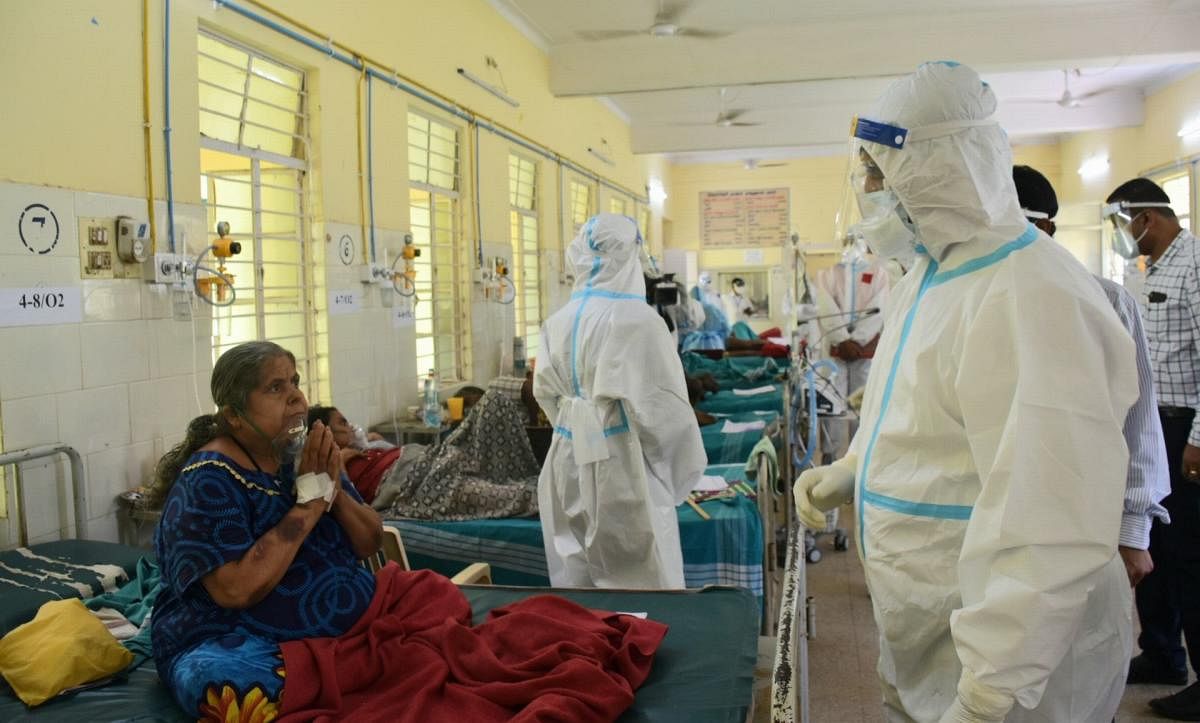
(697, 383, 785, 416)
(0, 540, 147, 636)
(391, 464, 764, 597)
(0, 583, 757, 723)
(701, 411, 778, 465)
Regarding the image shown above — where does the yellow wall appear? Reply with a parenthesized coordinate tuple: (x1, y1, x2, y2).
(0, 0, 655, 234)
(1057, 69, 1200, 205)
(0, 0, 665, 545)
(664, 142, 1064, 269)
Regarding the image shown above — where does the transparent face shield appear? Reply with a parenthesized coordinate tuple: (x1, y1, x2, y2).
(835, 144, 917, 260)
(1103, 201, 1172, 259)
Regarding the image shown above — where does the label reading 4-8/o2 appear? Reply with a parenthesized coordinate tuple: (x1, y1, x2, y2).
(0, 287, 82, 327)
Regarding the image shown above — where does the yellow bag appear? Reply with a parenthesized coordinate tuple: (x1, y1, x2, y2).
(0, 598, 133, 706)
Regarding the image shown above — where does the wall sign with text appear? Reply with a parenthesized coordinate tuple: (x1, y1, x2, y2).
(700, 188, 790, 248)
(0, 287, 82, 327)
(328, 289, 361, 316)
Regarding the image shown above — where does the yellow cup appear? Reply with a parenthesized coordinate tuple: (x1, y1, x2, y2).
(447, 396, 465, 421)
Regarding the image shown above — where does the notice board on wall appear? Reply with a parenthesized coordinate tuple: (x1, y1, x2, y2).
(700, 188, 790, 248)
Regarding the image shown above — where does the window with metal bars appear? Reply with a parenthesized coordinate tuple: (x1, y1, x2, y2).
(638, 206, 651, 245)
(608, 196, 628, 216)
(567, 178, 595, 239)
(408, 111, 469, 381)
(197, 31, 328, 404)
(1148, 168, 1193, 232)
(509, 153, 541, 357)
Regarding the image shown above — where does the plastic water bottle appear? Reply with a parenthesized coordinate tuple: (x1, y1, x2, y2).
(513, 337, 526, 375)
(422, 369, 442, 428)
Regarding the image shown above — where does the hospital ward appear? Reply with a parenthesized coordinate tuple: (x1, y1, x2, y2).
(4, 2, 1200, 722)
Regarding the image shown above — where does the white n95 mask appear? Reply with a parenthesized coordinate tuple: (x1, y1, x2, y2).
(852, 190, 917, 259)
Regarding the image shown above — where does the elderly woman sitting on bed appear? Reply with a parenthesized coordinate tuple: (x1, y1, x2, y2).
(146, 341, 382, 718)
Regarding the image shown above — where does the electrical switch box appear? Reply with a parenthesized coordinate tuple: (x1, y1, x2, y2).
(78, 217, 144, 280)
(78, 217, 115, 279)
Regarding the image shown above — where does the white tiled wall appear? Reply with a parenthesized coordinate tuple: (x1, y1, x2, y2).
(324, 222, 420, 430)
(0, 181, 211, 548)
(0, 186, 508, 549)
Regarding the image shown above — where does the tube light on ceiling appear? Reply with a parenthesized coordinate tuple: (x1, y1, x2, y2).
(1077, 155, 1110, 179)
(1178, 118, 1200, 138)
(457, 67, 519, 108)
(588, 145, 615, 166)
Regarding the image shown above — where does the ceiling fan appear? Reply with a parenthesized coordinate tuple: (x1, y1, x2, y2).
(744, 159, 786, 170)
(674, 88, 762, 128)
(1015, 69, 1110, 108)
(576, 0, 730, 41)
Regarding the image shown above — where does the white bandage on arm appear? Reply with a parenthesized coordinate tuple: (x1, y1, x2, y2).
(295, 472, 335, 505)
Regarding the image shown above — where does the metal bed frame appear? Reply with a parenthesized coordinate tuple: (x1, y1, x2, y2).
(0, 444, 89, 546)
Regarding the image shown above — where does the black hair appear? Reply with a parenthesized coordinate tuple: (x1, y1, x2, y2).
(148, 341, 295, 508)
(1106, 178, 1177, 218)
(307, 405, 337, 429)
(1012, 165, 1058, 219)
(731, 277, 745, 287)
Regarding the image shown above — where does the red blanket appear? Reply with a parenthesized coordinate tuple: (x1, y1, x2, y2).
(278, 564, 668, 722)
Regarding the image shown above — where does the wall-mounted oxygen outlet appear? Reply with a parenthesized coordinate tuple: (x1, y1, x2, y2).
(360, 263, 392, 285)
(144, 252, 190, 285)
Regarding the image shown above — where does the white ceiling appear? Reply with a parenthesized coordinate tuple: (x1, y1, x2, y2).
(490, 0, 1200, 161)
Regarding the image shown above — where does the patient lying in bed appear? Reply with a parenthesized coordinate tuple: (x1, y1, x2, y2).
(312, 392, 540, 520)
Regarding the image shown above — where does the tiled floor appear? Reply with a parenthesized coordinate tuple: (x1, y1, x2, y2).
(804, 503, 1188, 722)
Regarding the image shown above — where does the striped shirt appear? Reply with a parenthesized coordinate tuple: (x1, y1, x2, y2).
(1140, 229, 1200, 446)
(1097, 277, 1170, 549)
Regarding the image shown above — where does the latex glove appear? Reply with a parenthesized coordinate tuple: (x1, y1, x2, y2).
(939, 671, 1013, 723)
(847, 387, 866, 411)
(938, 697, 1004, 723)
(793, 455, 857, 530)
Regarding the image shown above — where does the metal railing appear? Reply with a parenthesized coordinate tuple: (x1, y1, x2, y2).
(0, 445, 88, 544)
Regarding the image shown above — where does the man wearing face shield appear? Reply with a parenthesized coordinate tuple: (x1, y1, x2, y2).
(1013, 165, 1170, 593)
(793, 62, 1139, 722)
(534, 213, 706, 589)
(1104, 178, 1200, 716)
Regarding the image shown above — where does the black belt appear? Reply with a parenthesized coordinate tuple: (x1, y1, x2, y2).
(1159, 406, 1195, 418)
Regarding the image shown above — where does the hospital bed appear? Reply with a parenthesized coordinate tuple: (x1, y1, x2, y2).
(697, 382, 785, 416)
(0, 445, 764, 722)
(390, 463, 765, 596)
(701, 410, 780, 465)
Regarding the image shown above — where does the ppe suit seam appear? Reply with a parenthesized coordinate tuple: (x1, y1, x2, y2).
(859, 260, 939, 551)
(927, 224, 1037, 289)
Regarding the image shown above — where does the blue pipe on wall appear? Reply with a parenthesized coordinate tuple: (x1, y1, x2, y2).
(163, 0, 176, 252)
(213, 0, 647, 205)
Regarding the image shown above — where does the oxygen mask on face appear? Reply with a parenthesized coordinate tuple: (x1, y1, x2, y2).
(278, 417, 308, 461)
(352, 423, 369, 449)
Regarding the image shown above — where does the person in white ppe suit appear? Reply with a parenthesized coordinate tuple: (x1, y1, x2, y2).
(535, 213, 707, 588)
(794, 62, 1139, 722)
(812, 237, 890, 458)
(696, 270, 722, 308)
